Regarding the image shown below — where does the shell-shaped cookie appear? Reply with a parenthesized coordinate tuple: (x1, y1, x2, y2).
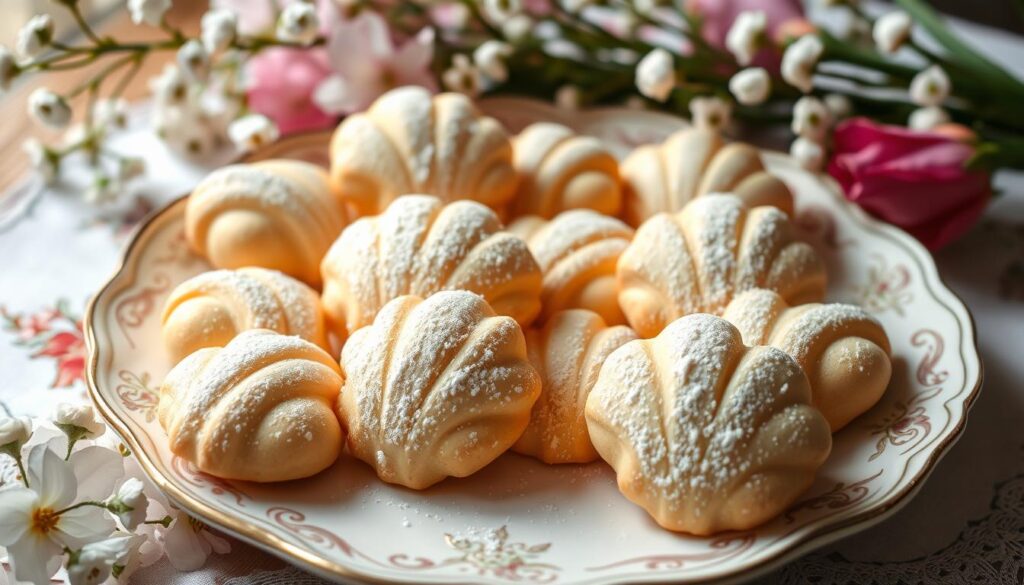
(510, 122, 622, 218)
(161, 268, 329, 363)
(338, 291, 541, 489)
(723, 289, 892, 431)
(585, 314, 832, 535)
(617, 195, 826, 338)
(158, 329, 343, 482)
(320, 195, 542, 337)
(186, 160, 347, 286)
(620, 127, 794, 226)
(329, 86, 518, 218)
(510, 210, 634, 325)
(513, 310, 637, 464)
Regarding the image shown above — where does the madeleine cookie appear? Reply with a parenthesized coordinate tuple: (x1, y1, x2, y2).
(514, 310, 637, 464)
(723, 289, 892, 431)
(186, 160, 347, 286)
(510, 122, 622, 219)
(329, 86, 518, 217)
(161, 268, 329, 363)
(621, 127, 793, 226)
(321, 195, 542, 338)
(585, 314, 832, 535)
(158, 329, 343, 482)
(617, 195, 826, 338)
(338, 291, 540, 489)
(509, 210, 634, 325)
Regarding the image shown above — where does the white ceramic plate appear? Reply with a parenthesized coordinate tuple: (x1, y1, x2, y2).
(85, 99, 982, 584)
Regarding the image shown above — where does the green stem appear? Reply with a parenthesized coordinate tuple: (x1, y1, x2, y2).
(64, 1, 103, 45)
(16, 456, 29, 488)
(55, 500, 106, 515)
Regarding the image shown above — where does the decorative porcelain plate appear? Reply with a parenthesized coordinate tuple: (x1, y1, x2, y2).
(85, 98, 982, 584)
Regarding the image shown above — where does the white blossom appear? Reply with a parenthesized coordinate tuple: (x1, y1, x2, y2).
(729, 67, 771, 105)
(791, 96, 832, 141)
(473, 40, 514, 84)
(228, 114, 280, 152)
(128, 0, 172, 26)
(909, 65, 950, 107)
(201, 9, 238, 54)
(555, 85, 581, 110)
(483, 0, 523, 22)
(28, 88, 72, 129)
(106, 478, 149, 531)
(690, 96, 732, 130)
(16, 14, 54, 59)
(93, 98, 129, 129)
(150, 64, 189, 106)
(0, 46, 19, 92)
(824, 93, 852, 119)
(67, 535, 134, 585)
(23, 139, 58, 185)
(54, 403, 105, 438)
(442, 54, 482, 96)
(873, 11, 912, 54)
(0, 444, 120, 585)
(908, 106, 950, 131)
(176, 40, 210, 83)
(501, 15, 533, 42)
(0, 416, 32, 449)
(790, 136, 826, 171)
(781, 34, 824, 93)
(277, 2, 319, 46)
(635, 48, 676, 102)
(634, 0, 657, 16)
(725, 11, 766, 66)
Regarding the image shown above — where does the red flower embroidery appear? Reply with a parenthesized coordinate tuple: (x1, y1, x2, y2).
(2, 301, 86, 388)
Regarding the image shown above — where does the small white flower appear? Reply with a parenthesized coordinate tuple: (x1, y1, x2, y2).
(201, 9, 238, 54)
(228, 114, 280, 152)
(176, 40, 210, 83)
(128, 0, 172, 26)
(909, 65, 950, 107)
(791, 136, 826, 171)
(791, 96, 832, 141)
(0, 416, 32, 450)
(560, 0, 592, 13)
(824, 93, 852, 119)
(442, 54, 483, 97)
(483, 0, 523, 23)
(555, 85, 581, 110)
(16, 14, 54, 59)
(54, 403, 105, 438)
(729, 67, 771, 106)
(908, 106, 950, 131)
(635, 48, 676, 102)
(473, 41, 514, 84)
(634, 0, 657, 16)
(873, 11, 912, 54)
(690, 96, 732, 130)
(106, 478, 149, 531)
(501, 14, 533, 42)
(150, 64, 189, 106)
(67, 535, 134, 585)
(277, 2, 320, 46)
(725, 11, 766, 66)
(0, 46, 19, 92)
(93, 98, 129, 129)
(23, 139, 58, 185)
(28, 88, 72, 129)
(781, 34, 824, 93)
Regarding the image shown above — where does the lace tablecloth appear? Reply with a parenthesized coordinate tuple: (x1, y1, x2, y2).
(3, 29, 1024, 585)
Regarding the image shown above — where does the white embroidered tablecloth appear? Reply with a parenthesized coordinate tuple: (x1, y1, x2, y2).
(3, 23, 1024, 585)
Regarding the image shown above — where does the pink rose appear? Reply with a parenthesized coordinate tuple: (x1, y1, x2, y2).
(687, 0, 804, 70)
(246, 47, 337, 135)
(828, 118, 991, 251)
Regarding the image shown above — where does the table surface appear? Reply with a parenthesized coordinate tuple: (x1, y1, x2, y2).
(0, 5, 1023, 585)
